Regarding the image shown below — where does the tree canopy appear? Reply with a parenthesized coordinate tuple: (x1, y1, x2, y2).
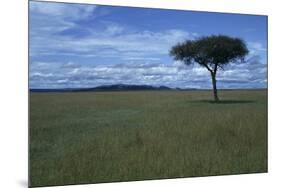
(170, 35, 249, 101)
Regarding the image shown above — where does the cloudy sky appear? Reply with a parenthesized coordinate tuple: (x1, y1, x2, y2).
(29, 1, 267, 89)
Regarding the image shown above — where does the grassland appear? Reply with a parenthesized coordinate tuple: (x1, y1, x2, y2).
(29, 90, 267, 187)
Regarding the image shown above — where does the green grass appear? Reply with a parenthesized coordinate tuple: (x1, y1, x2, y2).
(29, 90, 267, 187)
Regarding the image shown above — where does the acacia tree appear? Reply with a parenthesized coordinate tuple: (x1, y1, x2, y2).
(170, 35, 249, 102)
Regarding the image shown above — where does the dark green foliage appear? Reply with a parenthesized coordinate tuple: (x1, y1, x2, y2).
(170, 35, 249, 68)
(170, 35, 249, 101)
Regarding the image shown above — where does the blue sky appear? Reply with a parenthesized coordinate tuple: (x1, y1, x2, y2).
(29, 1, 267, 89)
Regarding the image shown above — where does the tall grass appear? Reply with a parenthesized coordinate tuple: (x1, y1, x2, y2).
(30, 90, 267, 187)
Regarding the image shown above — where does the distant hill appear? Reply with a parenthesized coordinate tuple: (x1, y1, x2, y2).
(91, 84, 172, 91)
(30, 84, 181, 92)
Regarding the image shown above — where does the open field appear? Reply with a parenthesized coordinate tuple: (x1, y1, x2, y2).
(29, 90, 267, 187)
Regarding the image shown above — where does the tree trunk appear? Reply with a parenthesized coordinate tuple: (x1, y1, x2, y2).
(211, 72, 219, 102)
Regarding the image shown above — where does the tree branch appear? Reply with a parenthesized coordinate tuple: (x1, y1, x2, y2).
(214, 63, 218, 75)
(202, 63, 213, 73)
(217, 64, 224, 71)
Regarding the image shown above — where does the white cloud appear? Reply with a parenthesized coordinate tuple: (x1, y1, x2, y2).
(31, 72, 54, 78)
(105, 24, 124, 35)
(30, 1, 96, 20)
(57, 79, 69, 84)
(30, 26, 196, 59)
(29, 59, 267, 89)
(248, 42, 267, 55)
(121, 57, 161, 61)
(29, 2, 197, 59)
(29, 2, 267, 89)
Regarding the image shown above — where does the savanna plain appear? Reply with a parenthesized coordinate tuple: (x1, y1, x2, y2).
(30, 89, 267, 187)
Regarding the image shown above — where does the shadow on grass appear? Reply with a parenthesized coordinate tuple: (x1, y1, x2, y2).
(196, 99, 256, 104)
